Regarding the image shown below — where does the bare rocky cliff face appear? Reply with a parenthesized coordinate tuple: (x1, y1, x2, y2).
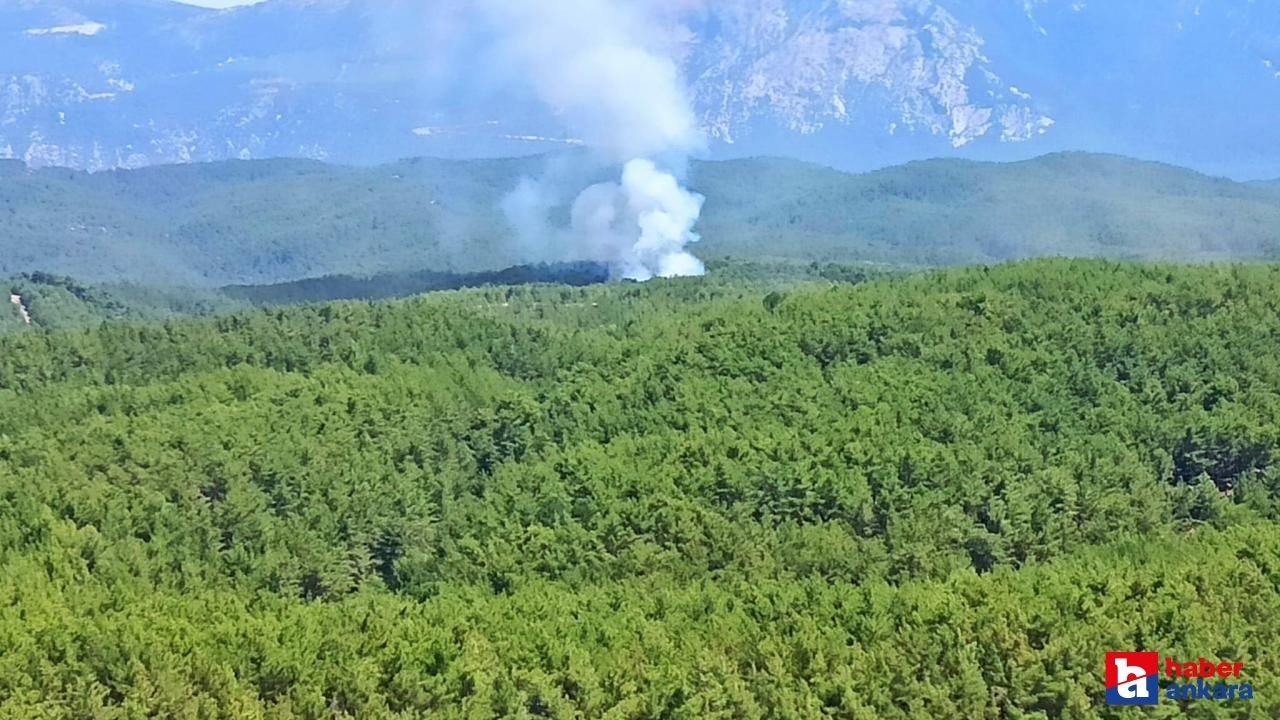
(1, 0, 1276, 176)
(683, 0, 1052, 149)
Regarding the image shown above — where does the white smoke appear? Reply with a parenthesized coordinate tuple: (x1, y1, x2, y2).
(571, 159, 705, 281)
(476, 0, 707, 280)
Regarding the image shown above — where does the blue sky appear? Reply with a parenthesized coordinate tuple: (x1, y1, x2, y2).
(172, 0, 265, 7)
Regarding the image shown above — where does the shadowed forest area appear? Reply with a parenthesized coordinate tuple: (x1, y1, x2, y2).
(0, 260, 894, 334)
(0, 259, 1277, 717)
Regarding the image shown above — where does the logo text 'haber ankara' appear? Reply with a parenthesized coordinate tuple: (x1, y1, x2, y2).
(1106, 652, 1254, 705)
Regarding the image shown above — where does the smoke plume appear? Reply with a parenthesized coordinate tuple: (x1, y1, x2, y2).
(476, 0, 707, 280)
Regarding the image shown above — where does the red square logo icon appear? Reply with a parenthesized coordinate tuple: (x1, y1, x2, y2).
(1106, 652, 1159, 705)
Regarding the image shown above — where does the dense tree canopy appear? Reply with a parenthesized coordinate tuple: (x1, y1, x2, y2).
(0, 259, 1276, 717)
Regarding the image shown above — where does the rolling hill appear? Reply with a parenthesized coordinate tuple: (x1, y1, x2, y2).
(1, 259, 897, 335)
(3, 153, 1280, 285)
(696, 153, 1280, 265)
(1, 271, 238, 334)
(0, 264, 600, 333)
(0, 155, 540, 285)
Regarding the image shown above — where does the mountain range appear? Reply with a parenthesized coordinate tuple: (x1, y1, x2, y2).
(3, 152, 1279, 286)
(2, 0, 1278, 177)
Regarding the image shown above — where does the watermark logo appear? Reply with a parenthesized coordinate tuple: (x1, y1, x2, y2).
(1105, 653, 1254, 705)
(1106, 652, 1158, 705)
(1164, 657, 1253, 702)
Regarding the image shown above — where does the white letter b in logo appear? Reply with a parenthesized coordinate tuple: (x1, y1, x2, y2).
(1114, 657, 1149, 699)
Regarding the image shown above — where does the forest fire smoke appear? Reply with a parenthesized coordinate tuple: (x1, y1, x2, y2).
(571, 159, 704, 281)
(477, 0, 706, 280)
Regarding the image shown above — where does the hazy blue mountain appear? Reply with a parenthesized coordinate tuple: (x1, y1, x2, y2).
(2, 152, 1278, 285)
(2, 0, 1277, 176)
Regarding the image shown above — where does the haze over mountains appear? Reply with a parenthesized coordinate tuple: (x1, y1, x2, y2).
(3, 0, 1278, 177)
(3, 152, 1280, 286)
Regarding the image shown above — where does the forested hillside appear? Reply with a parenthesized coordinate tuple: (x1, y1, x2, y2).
(0, 156, 535, 285)
(3, 153, 1280, 285)
(1, 272, 238, 333)
(2, 260, 880, 334)
(0, 260, 1277, 717)
(221, 262, 611, 306)
(4, 264, 615, 334)
(697, 154, 1280, 265)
